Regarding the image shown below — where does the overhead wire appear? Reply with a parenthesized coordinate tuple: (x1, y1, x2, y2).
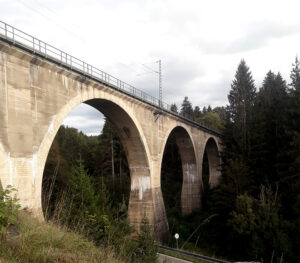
(16, 0, 86, 42)
(15, 0, 160, 88)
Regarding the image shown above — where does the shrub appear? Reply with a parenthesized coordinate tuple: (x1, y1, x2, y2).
(135, 216, 158, 263)
(0, 185, 20, 232)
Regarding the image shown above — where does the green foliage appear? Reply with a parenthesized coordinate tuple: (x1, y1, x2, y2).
(197, 59, 300, 262)
(58, 157, 112, 242)
(135, 216, 158, 263)
(42, 139, 70, 218)
(180, 96, 194, 119)
(228, 59, 256, 157)
(229, 194, 256, 235)
(0, 210, 122, 263)
(170, 103, 178, 113)
(0, 185, 20, 231)
(198, 111, 224, 132)
(289, 56, 300, 91)
(43, 119, 131, 219)
(42, 120, 163, 262)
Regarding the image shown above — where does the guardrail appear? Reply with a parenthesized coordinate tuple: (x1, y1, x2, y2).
(0, 20, 219, 135)
(159, 244, 231, 263)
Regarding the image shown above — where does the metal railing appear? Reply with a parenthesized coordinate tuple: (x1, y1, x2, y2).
(159, 244, 231, 263)
(0, 20, 219, 135)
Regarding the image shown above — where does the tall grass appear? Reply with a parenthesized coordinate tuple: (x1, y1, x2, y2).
(0, 210, 122, 263)
(0, 186, 122, 263)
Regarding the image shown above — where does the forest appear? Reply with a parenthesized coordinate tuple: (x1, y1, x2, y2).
(42, 57, 300, 263)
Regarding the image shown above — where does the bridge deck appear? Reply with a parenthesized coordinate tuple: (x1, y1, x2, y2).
(0, 20, 220, 136)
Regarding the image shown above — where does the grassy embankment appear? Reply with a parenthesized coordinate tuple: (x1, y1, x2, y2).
(0, 210, 123, 263)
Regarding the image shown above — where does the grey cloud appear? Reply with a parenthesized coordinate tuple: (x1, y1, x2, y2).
(63, 103, 105, 135)
(132, 55, 205, 103)
(202, 22, 300, 54)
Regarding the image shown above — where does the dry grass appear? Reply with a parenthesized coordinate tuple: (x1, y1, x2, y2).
(0, 210, 123, 263)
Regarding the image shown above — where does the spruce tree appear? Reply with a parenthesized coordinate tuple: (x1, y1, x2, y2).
(135, 216, 158, 263)
(170, 103, 178, 113)
(180, 96, 194, 119)
(251, 71, 289, 185)
(68, 157, 100, 221)
(227, 59, 256, 157)
(194, 106, 202, 120)
(205, 61, 257, 259)
(220, 60, 256, 197)
(289, 56, 300, 91)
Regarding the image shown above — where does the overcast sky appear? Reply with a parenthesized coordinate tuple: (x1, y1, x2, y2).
(1, 0, 300, 135)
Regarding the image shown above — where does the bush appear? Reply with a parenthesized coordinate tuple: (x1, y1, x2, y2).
(0, 185, 20, 232)
(135, 216, 158, 263)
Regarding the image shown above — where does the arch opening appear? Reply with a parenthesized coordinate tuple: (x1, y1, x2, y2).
(202, 137, 220, 192)
(161, 130, 183, 218)
(41, 98, 151, 234)
(161, 126, 201, 236)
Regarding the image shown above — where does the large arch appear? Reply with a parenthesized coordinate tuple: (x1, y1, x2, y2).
(36, 94, 153, 232)
(160, 126, 201, 216)
(202, 137, 221, 189)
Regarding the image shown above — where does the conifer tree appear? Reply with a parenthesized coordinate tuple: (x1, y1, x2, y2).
(194, 106, 202, 120)
(135, 216, 158, 263)
(170, 103, 178, 113)
(68, 157, 100, 221)
(227, 59, 256, 156)
(289, 56, 300, 91)
(180, 96, 194, 119)
(219, 60, 256, 198)
(251, 71, 289, 185)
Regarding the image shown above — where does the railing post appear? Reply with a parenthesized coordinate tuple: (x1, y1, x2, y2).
(12, 27, 15, 42)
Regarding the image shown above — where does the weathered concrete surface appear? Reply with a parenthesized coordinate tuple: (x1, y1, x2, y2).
(0, 40, 221, 241)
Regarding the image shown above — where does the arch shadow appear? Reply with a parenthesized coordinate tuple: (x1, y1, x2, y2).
(161, 126, 201, 216)
(202, 137, 221, 190)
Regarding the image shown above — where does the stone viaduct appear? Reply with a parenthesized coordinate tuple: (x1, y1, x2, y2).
(0, 22, 221, 241)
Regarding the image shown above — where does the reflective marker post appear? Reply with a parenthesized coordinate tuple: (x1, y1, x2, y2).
(175, 233, 179, 250)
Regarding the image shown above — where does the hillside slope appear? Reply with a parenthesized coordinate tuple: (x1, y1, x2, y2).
(0, 211, 122, 263)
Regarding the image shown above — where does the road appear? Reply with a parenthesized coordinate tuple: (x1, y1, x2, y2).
(158, 253, 192, 263)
